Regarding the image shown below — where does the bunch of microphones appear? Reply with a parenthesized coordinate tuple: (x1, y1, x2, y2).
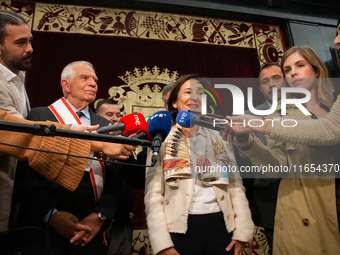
(96, 111, 172, 166)
(96, 110, 247, 166)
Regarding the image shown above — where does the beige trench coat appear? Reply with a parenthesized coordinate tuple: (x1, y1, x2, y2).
(244, 104, 340, 255)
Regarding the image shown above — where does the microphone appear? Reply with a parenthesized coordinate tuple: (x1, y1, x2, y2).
(148, 111, 172, 166)
(96, 113, 146, 135)
(176, 110, 249, 143)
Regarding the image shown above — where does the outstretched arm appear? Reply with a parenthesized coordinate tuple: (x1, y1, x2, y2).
(0, 110, 135, 191)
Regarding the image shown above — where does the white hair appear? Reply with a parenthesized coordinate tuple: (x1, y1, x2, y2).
(61, 61, 94, 98)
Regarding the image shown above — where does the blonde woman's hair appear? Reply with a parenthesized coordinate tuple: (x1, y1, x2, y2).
(281, 46, 334, 110)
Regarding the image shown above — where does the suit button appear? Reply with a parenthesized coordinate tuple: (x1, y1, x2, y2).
(221, 195, 225, 201)
(165, 199, 169, 205)
(302, 218, 310, 226)
(227, 214, 230, 220)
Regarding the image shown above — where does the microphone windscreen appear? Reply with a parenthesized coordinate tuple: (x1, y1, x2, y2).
(148, 111, 172, 139)
(176, 110, 197, 128)
(119, 113, 146, 135)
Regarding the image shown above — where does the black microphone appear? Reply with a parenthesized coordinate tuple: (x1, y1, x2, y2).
(148, 111, 172, 166)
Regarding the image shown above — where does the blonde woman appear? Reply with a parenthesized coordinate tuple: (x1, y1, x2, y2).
(223, 18, 340, 146)
(221, 46, 340, 254)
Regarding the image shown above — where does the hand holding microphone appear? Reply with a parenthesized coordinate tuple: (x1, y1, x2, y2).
(96, 111, 171, 166)
(133, 122, 152, 141)
(176, 110, 250, 143)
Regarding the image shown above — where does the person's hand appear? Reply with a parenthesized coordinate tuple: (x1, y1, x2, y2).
(103, 143, 136, 160)
(128, 132, 137, 138)
(224, 115, 264, 135)
(73, 124, 100, 132)
(159, 247, 180, 255)
(70, 212, 104, 246)
(219, 129, 254, 149)
(107, 123, 114, 136)
(226, 239, 247, 255)
(49, 211, 91, 239)
(91, 142, 136, 160)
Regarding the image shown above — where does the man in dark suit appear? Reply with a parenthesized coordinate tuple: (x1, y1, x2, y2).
(95, 99, 134, 255)
(14, 61, 123, 255)
(234, 63, 283, 254)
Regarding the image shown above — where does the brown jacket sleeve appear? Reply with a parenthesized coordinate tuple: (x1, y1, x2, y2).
(0, 109, 90, 191)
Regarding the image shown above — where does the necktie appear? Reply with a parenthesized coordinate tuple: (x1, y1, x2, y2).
(76, 111, 84, 118)
(76, 111, 91, 125)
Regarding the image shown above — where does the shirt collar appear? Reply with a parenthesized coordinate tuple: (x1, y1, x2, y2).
(265, 100, 272, 107)
(0, 63, 25, 83)
(65, 98, 91, 120)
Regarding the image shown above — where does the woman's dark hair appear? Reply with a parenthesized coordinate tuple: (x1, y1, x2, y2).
(167, 73, 199, 124)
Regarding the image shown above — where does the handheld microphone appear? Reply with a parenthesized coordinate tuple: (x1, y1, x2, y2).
(148, 111, 172, 166)
(96, 113, 146, 135)
(176, 110, 249, 143)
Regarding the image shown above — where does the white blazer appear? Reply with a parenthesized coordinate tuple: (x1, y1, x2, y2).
(144, 128, 254, 255)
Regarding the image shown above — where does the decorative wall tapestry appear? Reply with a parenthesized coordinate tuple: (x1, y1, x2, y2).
(1, 1, 286, 254)
(31, 2, 284, 67)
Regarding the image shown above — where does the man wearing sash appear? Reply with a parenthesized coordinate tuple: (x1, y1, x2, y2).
(15, 61, 124, 254)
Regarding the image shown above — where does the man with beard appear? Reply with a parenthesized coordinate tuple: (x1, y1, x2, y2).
(0, 10, 33, 232)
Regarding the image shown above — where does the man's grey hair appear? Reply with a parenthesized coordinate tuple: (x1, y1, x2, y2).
(0, 11, 28, 44)
(162, 82, 175, 104)
(61, 61, 94, 98)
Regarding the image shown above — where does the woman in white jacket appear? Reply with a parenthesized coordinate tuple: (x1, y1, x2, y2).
(144, 74, 254, 255)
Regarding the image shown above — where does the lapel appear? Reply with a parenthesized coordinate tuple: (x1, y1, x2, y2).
(89, 109, 110, 127)
(89, 109, 98, 125)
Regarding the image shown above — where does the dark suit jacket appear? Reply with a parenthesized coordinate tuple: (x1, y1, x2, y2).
(234, 101, 280, 229)
(14, 107, 121, 255)
(120, 147, 147, 189)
